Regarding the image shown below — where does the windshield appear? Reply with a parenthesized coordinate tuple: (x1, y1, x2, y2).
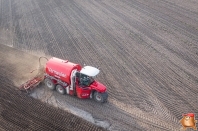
(79, 73, 95, 86)
(88, 76, 94, 84)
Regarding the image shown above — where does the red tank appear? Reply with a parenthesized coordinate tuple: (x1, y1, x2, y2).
(45, 57, 81, 84)
(44, 57, 108, 103)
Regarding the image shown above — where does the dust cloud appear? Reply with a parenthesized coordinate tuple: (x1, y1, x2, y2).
(0, 44, 50, 87)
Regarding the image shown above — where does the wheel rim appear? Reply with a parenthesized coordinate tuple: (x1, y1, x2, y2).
(47, 80, 53, 88)
(96, 93, 102, 101)
(58, 86, 63, 93)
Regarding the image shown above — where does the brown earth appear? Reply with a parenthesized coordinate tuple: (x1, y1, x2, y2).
(0, 44, 105, 131)
(0, 0, 198, 130)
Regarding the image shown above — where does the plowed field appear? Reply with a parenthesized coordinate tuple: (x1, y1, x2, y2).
(0, 44, 105, 131)
(0, 0, 198, 131)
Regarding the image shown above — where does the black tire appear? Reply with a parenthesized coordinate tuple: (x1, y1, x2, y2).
(56, 85, 66, 95)
(44, 78, 55, 90)
(93, 92, 108, 103)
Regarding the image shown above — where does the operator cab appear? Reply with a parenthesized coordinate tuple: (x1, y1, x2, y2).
(76, 66, 100, 87)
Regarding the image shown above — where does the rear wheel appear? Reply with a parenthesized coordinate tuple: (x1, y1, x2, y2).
(94, 92, 108, 103)
(56, 85, 66, 95)
(44, 78, 55, 90)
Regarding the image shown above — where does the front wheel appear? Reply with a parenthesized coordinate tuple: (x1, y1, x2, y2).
(93, 92, 108, 103)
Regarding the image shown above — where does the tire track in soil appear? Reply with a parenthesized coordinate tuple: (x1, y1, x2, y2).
(45, 0, 181, 130)
(44, 3, 151, 129)
(54, 0, 196, 130)
(91, 0, 198, 122)
(69, 0, 149, 116)
(72, 0, 177, 124)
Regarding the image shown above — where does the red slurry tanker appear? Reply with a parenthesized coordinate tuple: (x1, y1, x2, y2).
(20, 57, 108, 103)
(44, 57, 108, 103)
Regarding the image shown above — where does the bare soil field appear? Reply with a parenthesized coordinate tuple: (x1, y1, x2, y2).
(0, 44, 105, 131)
(0, 0, 198, 130)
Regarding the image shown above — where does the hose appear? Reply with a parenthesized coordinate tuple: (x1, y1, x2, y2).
(37, 57, 48, 77)
(30, 57, 48, 78)
(39, 56, 48, 67)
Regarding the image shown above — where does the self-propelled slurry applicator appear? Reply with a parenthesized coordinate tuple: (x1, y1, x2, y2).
(20, 57, 108, 103)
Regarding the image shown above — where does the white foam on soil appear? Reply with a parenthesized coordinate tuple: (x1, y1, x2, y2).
(56, 100, 110, 129)
(30, 89, 110, 129)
